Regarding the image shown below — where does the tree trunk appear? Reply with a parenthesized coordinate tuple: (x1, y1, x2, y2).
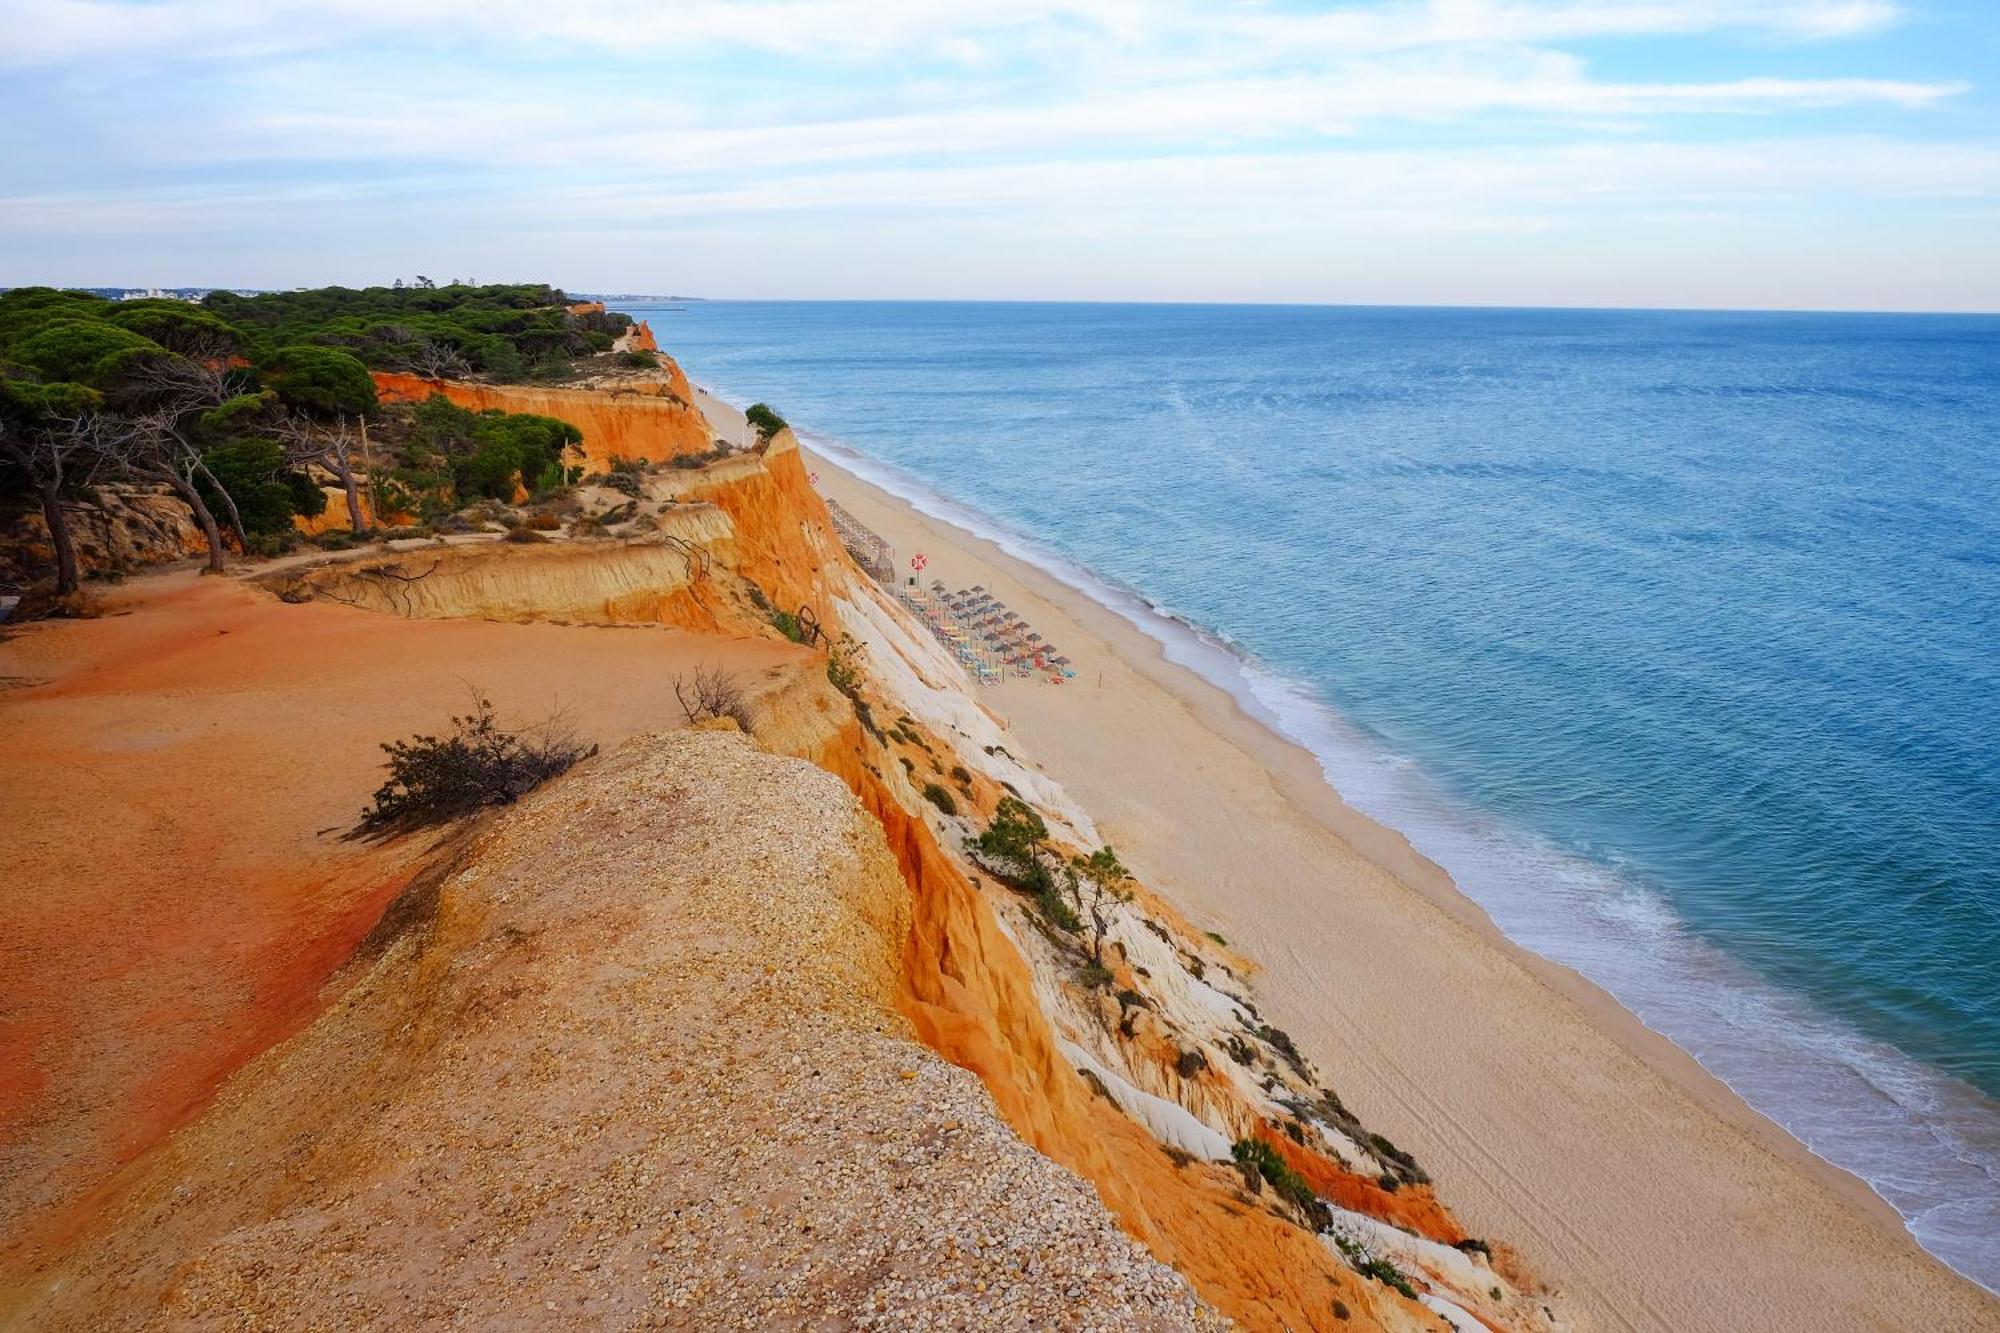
(1089, 884, 1110, 966)
(193, 456, 248, 554)
(163, 470, 227, 574)
(39, 483, 80, 596)
(336, 457, 366, 532)
(359, 417, 382, 524)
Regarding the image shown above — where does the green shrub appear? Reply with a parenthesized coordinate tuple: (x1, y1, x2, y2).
(11, 318, 165, 388)
(966, 795, 1053, 894)
(106, 302, 244, 359)
(620, 349, 657, 368)
(1230, 1137, 1318, 1212)
(198, 437, 323, 536)
(1038, 885, 1083, 933)
(826, 632, 863, 696)
(1367, 1132, 1429, 1184)
(1354, 1257, 1416, 1300)
(744, 402, 788, 441)
(772, 609, 806, 642)
(921, 782, 957, 816)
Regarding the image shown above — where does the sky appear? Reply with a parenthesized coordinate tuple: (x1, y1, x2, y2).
(3, 0, 1998, 310)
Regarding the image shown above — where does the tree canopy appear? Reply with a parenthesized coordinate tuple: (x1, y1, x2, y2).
(104, 301, 245, 360)
(261, 344, 378, 417)
(201, 282, 632, 381)
(9, 319, 168, 389)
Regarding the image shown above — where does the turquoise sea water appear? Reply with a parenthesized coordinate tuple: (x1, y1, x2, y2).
(615, 300, 2000, 1288)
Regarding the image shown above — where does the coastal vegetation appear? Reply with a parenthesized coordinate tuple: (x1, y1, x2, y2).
(202, 282, 637, 382)
(0, 282, 627, 605)
(744, 401, 788, 441)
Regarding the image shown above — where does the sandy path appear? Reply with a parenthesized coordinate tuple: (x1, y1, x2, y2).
(0, 569, 802, 1279)
(793, 438, 2000, 1333)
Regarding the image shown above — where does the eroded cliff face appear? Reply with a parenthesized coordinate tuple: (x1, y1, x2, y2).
(270, 507, 746, 631)
(1, 485, 207, 591)
(372, 368, 711, 471)
(254, 376, 1567, 1333)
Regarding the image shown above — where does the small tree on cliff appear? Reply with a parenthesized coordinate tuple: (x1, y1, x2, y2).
(1071, 845, 1134, 966)
(744, 403, 787, 443)
(966, 795, 1082, 932)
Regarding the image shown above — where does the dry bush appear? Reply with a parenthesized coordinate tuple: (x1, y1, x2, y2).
(357, 696, 593, 835)
(673, 664, 753, 731)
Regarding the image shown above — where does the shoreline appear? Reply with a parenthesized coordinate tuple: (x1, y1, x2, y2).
(695, 385, 1999, 1328)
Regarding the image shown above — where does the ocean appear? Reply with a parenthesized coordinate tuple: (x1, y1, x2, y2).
(613, 299, 2000, 1289)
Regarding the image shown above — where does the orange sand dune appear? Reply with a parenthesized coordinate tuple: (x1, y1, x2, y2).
(0, 571, 804, 1282)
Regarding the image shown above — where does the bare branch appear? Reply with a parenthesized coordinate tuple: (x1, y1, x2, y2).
(672, 665, 752, 730)
(405, 340, 471, 381)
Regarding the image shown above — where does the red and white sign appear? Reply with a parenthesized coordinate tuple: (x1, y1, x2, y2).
(910, 553, 928, 572)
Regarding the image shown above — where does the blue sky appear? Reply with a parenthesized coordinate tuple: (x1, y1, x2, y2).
(3, 0, 1997, 309)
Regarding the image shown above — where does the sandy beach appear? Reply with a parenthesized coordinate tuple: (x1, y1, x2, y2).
(700, 386, 2000, 1331)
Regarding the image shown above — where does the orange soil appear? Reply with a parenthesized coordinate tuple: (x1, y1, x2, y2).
(0, 572, 804, 1282)
(624, 319, 661, 353)
(1258, 1126, 1468, 1245)
(372, 369, 710, 472)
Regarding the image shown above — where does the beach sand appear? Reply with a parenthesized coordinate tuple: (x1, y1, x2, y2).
(706, 381, 2000, 1331)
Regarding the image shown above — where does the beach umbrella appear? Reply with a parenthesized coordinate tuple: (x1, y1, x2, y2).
(1026, 632, 1042, 642)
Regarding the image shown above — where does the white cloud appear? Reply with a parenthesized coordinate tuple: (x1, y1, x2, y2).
(3, 0, 1991, 308)
(0, 0, 1910, 68)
